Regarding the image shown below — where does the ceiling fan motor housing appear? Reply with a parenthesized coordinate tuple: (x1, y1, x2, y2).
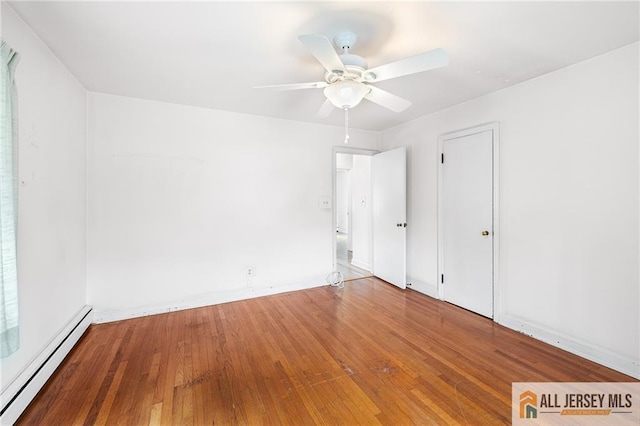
(339, 54, 367, 70)
(325, 54, 368, 84)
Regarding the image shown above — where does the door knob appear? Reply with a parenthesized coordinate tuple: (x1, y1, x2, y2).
(482, 230, 490, 236)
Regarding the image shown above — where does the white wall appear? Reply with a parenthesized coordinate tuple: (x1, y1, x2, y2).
(1, 4, 87, 390)
(350, 155, 372, 271)
(87, 93, 378, 320)
(381, 43, 639, 377)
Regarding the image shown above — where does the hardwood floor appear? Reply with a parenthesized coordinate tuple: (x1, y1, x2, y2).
(19, 278, 635, 425)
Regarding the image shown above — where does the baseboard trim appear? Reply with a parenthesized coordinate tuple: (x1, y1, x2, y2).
(407, 278, 439, 299)
(0, 305, 93, 425)
(93, 276, 327, 324)
(499, 314, 639, 380)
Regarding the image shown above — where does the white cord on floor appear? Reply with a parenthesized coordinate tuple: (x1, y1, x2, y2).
(326, 271, 344, 289)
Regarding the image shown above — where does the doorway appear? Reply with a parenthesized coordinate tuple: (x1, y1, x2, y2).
(438, 122, 499, 318)
(332, 146, 408, 287)
(334, 151, 374, 281)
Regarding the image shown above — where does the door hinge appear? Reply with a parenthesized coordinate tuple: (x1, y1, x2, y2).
(441, 274, 444, 283)
(441, 153, 444, 164)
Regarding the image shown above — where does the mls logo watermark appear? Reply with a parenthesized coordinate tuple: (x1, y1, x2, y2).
(520, 390, 538, 419)
(512, 382, 640, 425)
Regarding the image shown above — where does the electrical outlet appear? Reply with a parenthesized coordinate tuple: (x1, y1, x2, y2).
(247, 266, 256, 288)
(318, 196, 331, 209)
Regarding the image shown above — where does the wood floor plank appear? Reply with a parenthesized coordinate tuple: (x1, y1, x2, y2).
(93, 359, 128, 425)
(18, 277, 637, 425)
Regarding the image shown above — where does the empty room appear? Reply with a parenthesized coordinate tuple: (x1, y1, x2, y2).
(1, 1, 639, 424)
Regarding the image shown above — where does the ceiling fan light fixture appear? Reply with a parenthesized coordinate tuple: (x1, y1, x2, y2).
(323, 80, 370, 109)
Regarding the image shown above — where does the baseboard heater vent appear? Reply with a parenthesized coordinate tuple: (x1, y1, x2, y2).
(0, 305, 93, 425)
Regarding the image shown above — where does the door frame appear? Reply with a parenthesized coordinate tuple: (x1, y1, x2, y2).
(437, 122, 500, 320)
(332, 146, 378, 273)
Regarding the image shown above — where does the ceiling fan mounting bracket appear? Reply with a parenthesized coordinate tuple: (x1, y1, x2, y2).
(334, 31, 358, 52)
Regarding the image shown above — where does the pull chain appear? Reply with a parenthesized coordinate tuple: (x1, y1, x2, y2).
(344, 107, 350, 143)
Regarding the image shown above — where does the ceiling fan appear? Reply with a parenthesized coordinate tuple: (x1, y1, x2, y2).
(258, 31, 449, 118)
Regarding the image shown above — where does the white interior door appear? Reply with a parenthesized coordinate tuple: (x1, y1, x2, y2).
(372, 147, 406, 289)
(441, 129, 494, 317)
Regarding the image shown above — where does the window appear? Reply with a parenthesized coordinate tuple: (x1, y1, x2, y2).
(1, 40, 20, 357)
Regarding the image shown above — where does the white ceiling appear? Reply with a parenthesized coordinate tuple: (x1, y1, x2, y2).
(7, 1, 639, 131)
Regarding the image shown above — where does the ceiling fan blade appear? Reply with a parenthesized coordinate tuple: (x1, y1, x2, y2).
(298, 34, 347, 74)
(254, 81, 327, 91)
(314, 98, 335, 119)
(364, 86, 412, 112)
(365, 48, 448, 82)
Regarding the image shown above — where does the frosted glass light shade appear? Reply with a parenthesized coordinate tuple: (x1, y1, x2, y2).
(323, 80, 370, 109)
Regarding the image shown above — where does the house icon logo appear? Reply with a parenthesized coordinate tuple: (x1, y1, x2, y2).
(520, 390, 537, 419)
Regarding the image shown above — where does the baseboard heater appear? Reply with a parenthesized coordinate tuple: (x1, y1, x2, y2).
(0, 305, 93, 425)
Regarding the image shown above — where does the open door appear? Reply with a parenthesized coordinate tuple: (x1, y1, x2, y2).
(372, 147, 407, 289)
